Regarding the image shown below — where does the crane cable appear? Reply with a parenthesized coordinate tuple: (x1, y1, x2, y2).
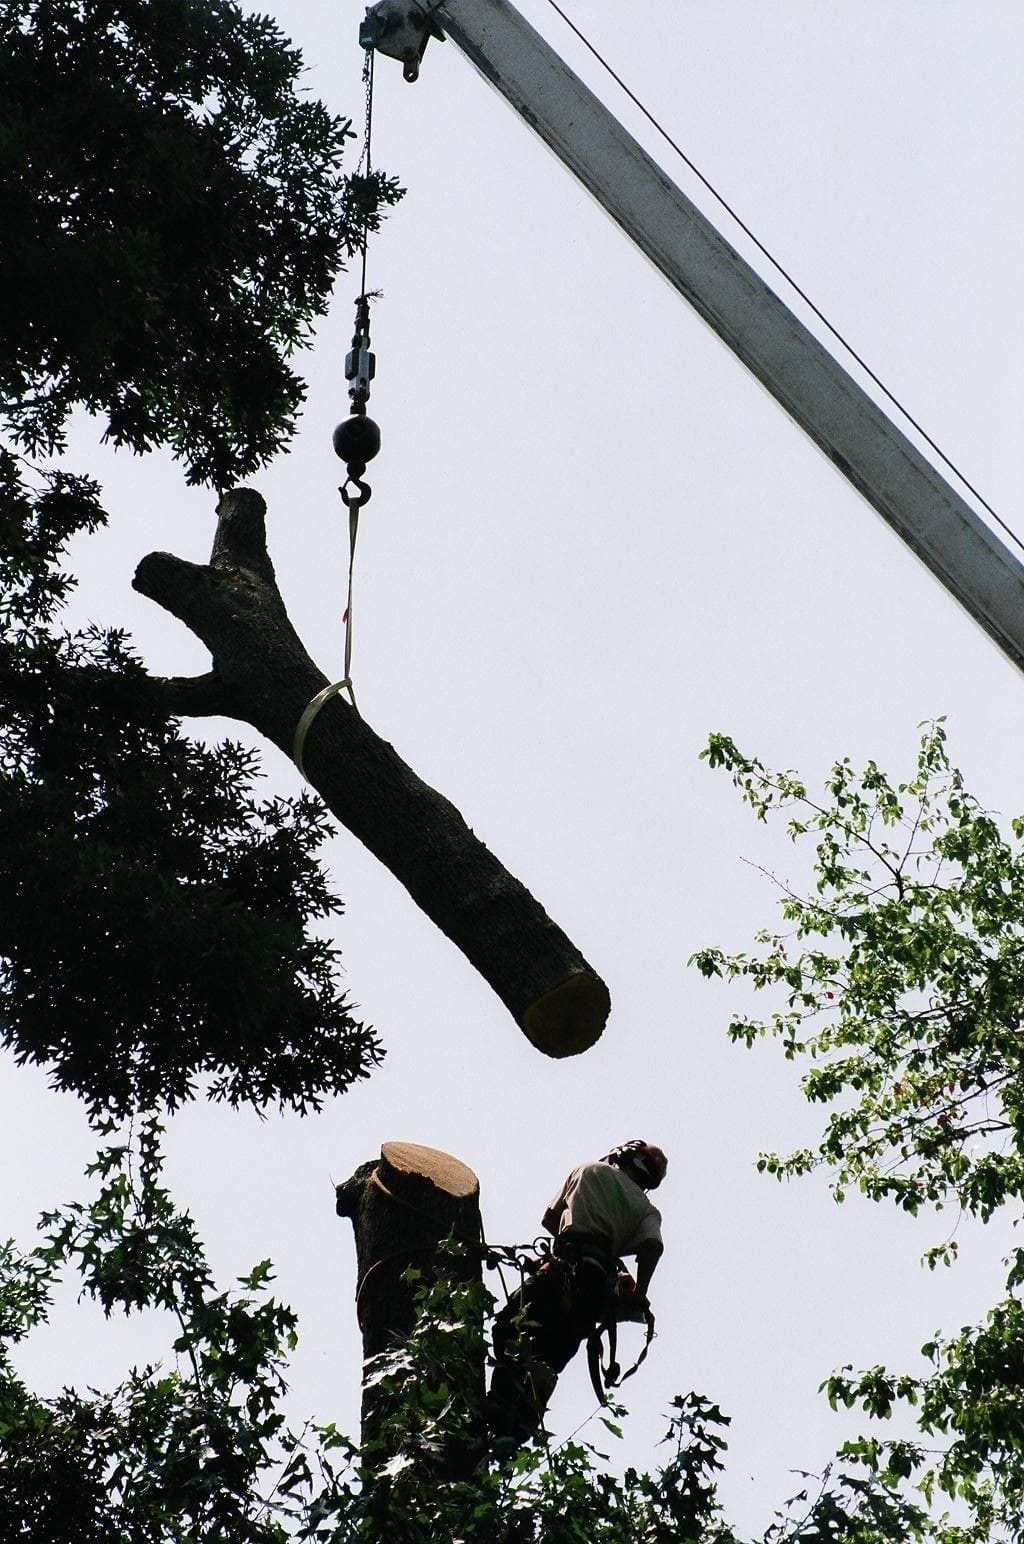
(294, 49, 382, 777)
(335, 47, 382, 710)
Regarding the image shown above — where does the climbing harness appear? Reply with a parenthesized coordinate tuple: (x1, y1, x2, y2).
(487, 1236, 658, 1406)
(540, 1241, 657, 1405)
(585, 1266, 656, 1405)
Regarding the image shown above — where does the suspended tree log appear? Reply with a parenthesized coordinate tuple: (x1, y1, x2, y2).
(335, 1141, 484, 1456)
(133, 489, 609, 1057)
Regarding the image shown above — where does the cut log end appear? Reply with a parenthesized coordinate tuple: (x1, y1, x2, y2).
(519, 970, 611, 1058)
(380, 1141, 479, 1199)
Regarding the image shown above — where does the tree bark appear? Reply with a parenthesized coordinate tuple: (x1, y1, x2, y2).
(133, 489, 609, 1058)
(335, 1142, 484, 1457)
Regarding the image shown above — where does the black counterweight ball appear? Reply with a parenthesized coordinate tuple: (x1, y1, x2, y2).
(333, 415, 381, 475)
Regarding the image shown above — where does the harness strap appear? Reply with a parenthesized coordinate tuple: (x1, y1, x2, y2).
(586, 1305, 656, 1404)
(615, 1305, 656, 1388)
(587, 1325, 608, 1404)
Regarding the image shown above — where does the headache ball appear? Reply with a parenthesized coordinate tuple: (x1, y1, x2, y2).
(333, 415, 381, 470)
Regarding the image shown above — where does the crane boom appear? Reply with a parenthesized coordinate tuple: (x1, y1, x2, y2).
(363, 0, 1024, 673)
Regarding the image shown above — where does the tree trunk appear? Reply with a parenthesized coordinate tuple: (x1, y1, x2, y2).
(335, 1142, 484, 1461)
(133, 489, 609, 1058)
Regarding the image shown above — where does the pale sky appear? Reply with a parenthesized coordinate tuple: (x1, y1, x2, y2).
(5, 2, 1024, 1533)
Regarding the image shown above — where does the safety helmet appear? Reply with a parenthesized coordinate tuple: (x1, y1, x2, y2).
(603, 1139, 666, 1187)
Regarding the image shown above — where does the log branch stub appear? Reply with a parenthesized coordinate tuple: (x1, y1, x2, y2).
(133, 486, 611, 1057)
(210, 488, 277, 581)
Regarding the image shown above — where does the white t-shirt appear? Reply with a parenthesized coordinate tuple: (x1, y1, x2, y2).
(544, 1160, 663, 1259)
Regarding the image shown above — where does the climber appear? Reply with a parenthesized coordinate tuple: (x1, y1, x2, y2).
(486, 1139, 667, 1444)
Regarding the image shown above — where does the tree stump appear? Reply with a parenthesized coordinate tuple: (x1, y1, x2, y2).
(336, 1142, 484, 1460)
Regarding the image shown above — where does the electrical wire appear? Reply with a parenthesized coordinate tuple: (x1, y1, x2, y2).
(542, 0, 1023, 557)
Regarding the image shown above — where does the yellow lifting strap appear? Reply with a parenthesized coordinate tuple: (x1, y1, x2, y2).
(292, 499, 361, 779)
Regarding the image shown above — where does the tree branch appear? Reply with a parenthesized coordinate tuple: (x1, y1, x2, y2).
(133, 488, 610, 1056)
(144, 671, 230, 718)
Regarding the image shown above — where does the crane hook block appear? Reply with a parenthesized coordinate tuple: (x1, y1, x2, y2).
(333, 415, 382, 475)
(359, 2, 446, 83)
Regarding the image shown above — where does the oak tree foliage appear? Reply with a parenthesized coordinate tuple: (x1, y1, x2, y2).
(1, 0, 398, 487)
(0, 0, 400, 1112)
(0, 464, 381, 1112)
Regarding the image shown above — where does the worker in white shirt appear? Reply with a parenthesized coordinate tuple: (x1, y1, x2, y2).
(486, 1139, 667, 1443)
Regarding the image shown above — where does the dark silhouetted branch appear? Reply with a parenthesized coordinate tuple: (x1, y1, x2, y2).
(134, 489, 609, 1056)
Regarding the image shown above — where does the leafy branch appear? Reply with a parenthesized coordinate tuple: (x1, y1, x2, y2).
(693, 723, 1024, 1221)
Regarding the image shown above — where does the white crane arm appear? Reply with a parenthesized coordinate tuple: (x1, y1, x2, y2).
(362, 0, 1024, 673)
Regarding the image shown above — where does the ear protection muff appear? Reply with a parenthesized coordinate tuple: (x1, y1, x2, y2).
(602, 1138, 655, 1181)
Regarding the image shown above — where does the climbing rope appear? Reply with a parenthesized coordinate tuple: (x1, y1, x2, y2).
(355, 1244, 440, 1320)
